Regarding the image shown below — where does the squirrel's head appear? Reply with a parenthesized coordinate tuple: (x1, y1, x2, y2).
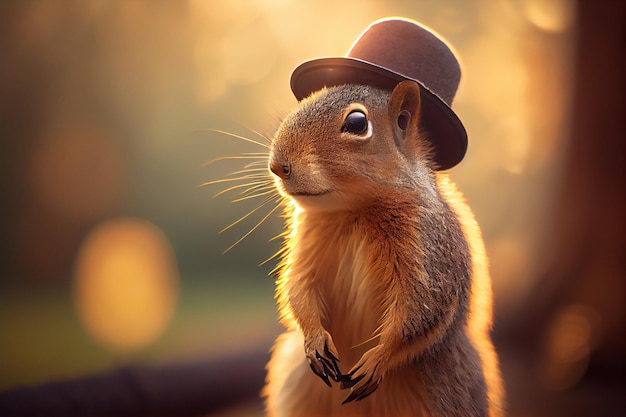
(269, 81, 436, 211)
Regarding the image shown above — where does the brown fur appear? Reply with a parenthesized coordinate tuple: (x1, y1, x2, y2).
(263, 82, 505, 417)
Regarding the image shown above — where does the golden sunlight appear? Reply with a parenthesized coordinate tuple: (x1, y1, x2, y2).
(523, 0, 576, 33)
(73, 218, 179, 352)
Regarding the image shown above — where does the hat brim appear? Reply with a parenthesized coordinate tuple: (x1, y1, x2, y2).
(290, 57, 467, 170)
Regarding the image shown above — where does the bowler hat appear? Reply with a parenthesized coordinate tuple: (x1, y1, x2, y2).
(290, 18, 467, 170)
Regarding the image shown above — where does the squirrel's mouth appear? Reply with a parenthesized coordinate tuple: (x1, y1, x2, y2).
(288, 190, 352, 212)
(290, 190, 331, 197)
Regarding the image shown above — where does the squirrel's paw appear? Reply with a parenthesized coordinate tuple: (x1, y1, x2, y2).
(304, 329, 342, 387)
(341, 345, 383, 404)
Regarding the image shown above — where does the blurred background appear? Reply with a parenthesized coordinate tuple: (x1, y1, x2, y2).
(0, 0, 623, 416)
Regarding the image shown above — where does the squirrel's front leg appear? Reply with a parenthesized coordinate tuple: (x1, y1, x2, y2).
(287, 280, 342, 386)
(342, 266, 464, 403)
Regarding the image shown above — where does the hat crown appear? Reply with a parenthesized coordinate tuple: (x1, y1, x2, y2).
(346, 18, 461, 105)
(289, 17, 467, 170)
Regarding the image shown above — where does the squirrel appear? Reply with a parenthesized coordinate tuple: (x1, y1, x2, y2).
(261, 81, 505, 417)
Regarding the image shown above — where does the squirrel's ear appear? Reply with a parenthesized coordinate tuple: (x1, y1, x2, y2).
(388, 81, 421, 149)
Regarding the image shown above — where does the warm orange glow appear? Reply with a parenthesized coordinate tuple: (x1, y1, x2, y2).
(459, 30, 531, 175)
(540, 304, 602, 391)
(488, 236, 533, 312)
(189, 0, 278, 103)
(74, 218, 179, 352)
(189, 0, 379, 110)
(437, 174, 506, 416)
(523, 0, 576, 33)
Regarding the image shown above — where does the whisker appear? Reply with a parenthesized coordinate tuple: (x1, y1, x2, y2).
(234, 122, 272, 145)
(220, 170, 268, 182)
(239, 183, 275, 198)
(201, 174, 267, 187)
(199, 128, 270, 149)
(203, 153, 268, 167)
(243, 160, 269, 169)
(219, 195, 276, 234)
(201, 124, 280, 253)
(237, 179, 274, 192)
(232, 188, 278, 203)
(212, 180, 271, 199)
(227, 184, 275, 201)
(223, 197, 283, 254)
(224, 167, 269, 177)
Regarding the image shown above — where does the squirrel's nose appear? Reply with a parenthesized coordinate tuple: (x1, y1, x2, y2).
(269, 156, 292, 179)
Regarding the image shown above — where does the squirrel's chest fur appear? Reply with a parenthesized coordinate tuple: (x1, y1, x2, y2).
(281, 202, 420, 366)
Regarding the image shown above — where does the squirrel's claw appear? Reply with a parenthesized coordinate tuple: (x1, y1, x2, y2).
(308, 357, 332, 387)
(341, 346, 382, 403)
(338, 371, 363, 389)
(341, 369, 381, 404)
(338, 362, 364, 389)
(305, 333, 342, 386)
(309, 347, 341, 386)
(318, 348, 341, 381)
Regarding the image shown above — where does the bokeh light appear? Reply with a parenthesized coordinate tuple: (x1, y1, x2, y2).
(73, 218, 179, 352)
(523, 0, 576, 33)
(540, 304, 603, 391)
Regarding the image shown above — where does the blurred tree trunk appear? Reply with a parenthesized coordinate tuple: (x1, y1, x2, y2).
(496, 1, 625, 416)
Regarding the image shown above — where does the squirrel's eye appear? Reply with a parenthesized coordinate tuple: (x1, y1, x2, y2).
(342, 110, 368, 135)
